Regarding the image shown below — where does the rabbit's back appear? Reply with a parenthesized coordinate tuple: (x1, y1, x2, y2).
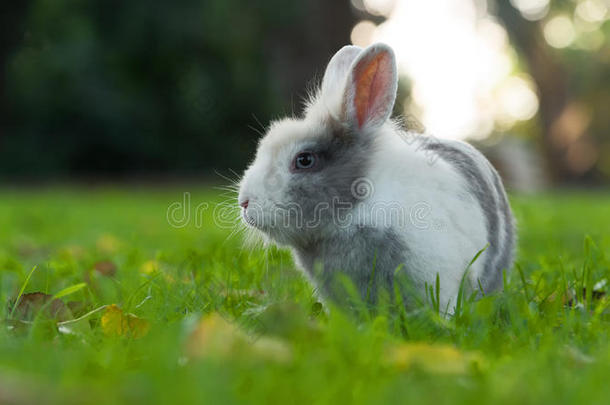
(363, 128, 515, 302)
(421, 138, 516, 292)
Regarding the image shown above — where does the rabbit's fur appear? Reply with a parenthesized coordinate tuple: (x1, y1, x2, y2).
(238, 44, 515, 311)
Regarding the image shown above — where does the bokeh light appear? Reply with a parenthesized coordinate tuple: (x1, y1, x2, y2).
(495, 76, 539, 126)
(567, 139, 599, 174)
(575, 0, 608, 23)
(544, 15, 577, 48)
(509, 0, 550, 21)
(362, 0, 396, 17)
(351, 20, 377, 47)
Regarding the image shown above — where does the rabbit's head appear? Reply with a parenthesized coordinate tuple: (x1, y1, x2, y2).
(238, 44, 398, 246)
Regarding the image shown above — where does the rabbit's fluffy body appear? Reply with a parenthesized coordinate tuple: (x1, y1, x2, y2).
(238, 44, 515, 311)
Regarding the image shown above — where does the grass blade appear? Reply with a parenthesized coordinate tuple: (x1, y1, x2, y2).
(53, 283, 88, 300)
(455, 245, 488, 316)
(516, 263, 530, 303)
(9, 265, 37, 319)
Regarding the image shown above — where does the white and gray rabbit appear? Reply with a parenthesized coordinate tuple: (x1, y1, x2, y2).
(238, 43, 515, 312)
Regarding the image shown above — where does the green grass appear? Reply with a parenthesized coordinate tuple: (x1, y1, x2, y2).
(0, 186, 609, 404)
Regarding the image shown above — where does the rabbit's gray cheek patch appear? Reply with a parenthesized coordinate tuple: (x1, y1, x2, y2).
(323, 138, 374, 204)
(287, 140, 373, 229)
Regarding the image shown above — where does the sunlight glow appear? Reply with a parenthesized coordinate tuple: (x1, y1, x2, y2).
(352, 0, 533, 140)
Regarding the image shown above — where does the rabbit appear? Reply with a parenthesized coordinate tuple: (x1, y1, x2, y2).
(237, 43, 515, 312)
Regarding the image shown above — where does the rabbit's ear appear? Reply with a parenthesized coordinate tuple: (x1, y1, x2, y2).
(343, 44, 397, 131)
(321, 45, 362, 99)
(320, 46, 362, 117)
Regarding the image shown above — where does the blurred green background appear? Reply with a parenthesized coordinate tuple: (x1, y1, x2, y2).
(1, 2, 610, 403)
(0, 0, 609, 185)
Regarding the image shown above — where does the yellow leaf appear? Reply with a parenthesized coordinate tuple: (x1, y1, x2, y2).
(186, 313, 241, 357)
(250, 336, 292, 363)
(101, 304, 150, 338)
(385, 343, 485, 375)
(140, 260, 159, 275)
(101, 305, 124, 336)
(96, 234, 120, 254)
(186, 313, 291, 363)
(139, 260, 175, 283)
(62, 245, 85, 259)
(125, 313, 151, 338)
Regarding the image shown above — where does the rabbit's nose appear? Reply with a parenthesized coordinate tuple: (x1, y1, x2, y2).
(240, 199, 249, 209)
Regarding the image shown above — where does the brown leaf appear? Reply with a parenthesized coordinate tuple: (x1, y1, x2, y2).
(16, 241, 49, 258)
(10, 292, 72, 322)
(93, 261, 117, 277)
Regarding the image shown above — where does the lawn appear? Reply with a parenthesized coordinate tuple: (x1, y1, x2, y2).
(0, 186, 609, 405)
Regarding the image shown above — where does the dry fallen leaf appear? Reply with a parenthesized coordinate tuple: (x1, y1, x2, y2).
(186, 313, 241, 358)
(62, 245, 86, 259)
(101, 304, 150, 338)
(16, 241, 49, 258)
(385, 342, 485, 375)
(124, 314, 150, 338)
(10, 292, 72, 322)
(93, 261, 117, 277)
(186, 313, 291, 363)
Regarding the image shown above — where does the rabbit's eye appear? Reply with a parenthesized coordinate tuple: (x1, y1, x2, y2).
(293, 152, 317, 171)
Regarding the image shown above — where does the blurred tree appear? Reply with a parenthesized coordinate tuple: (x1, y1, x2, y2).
(1, 0, 354, 178)
(0, 1, 32, 137)
(265, 1, 357, 108)
(493, 0, 610, 184)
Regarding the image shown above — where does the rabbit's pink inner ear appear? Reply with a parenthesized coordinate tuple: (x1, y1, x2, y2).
(353, 51, 394, 129)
